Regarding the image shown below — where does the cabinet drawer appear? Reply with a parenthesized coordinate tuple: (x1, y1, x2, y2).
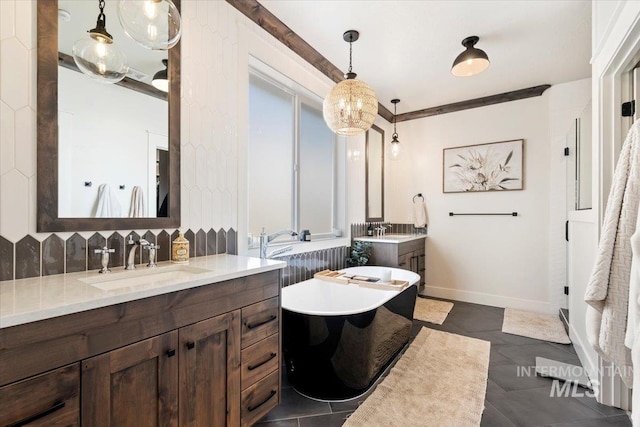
(397, 253, 412, 269)
(241, 370, 279, 427)
(241, 334, 279, 390)
(241, 298, 279, 349)
(397, 238, 425, 256)
(0, 364, 79, 427)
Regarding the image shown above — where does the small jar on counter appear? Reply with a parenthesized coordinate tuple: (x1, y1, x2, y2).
(172, 232, 189, 264)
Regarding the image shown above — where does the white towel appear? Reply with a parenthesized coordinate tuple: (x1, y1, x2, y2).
(413, 200, 428, 228)
(128, 186, 145, 217)
(95, 184, 121, 218)
(628, 208, 640, 424)
(585, 120, 640, 388)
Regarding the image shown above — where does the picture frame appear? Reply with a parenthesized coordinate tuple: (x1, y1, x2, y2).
(443, 139, 524, 193)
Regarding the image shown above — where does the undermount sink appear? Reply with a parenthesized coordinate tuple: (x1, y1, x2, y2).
(79, 265, 210, 291)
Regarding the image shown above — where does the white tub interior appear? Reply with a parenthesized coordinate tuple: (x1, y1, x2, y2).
(281, 266, 419, 316)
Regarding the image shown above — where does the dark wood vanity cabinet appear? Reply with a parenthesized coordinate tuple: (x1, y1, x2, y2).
(0, 364, 80, 426)
(366, 237, 427, 288)
(0, 270, 281, 427)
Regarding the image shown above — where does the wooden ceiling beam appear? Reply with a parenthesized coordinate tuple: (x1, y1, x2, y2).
(394, 85, 552, 122)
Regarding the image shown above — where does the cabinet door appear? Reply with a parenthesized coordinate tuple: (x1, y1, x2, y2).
(417, 250, 426, 285)
(0, 364, 79, 426)
(81, 332, 179, 427)
(179, 310, 241, 427)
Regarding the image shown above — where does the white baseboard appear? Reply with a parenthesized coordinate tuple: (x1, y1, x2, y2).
(422, 285, 553, 314)
(569, 323, 598, 389)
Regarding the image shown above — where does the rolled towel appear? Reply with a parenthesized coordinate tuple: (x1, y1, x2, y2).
(413, 200, 428, 228)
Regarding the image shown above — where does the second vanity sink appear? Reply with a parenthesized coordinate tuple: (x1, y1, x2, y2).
(79, 265, 210, 291)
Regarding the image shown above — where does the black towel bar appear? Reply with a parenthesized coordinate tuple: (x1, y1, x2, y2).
(449, 212, 518, 217)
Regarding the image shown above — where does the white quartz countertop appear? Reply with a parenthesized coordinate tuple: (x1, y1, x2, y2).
(353, 234, 427, 244)
(0, 254, 286, 329)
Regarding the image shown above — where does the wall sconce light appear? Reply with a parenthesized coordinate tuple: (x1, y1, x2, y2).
(451, 36, 490, 77)
(118, 0, 182, 50)
(72, 0, 128, 84)
(152, 59, 168, 92)
(323, 30, 378, 136)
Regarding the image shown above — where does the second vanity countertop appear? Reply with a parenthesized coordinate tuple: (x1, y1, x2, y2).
(354, 234, 427, 244)
(0, 254, 286, 329)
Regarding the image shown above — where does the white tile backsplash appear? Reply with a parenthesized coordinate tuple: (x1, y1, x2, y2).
(0, 0, 242, 242)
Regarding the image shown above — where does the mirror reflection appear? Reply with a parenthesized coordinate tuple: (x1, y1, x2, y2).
(57, 0, 169, 218)
(366, 124, 384, 222)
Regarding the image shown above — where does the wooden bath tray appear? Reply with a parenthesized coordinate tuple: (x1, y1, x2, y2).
(313, 270, 409, 291)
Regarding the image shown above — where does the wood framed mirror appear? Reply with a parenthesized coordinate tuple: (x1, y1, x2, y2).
(365, 124, 384, 222)
(37, 0, 181, 232)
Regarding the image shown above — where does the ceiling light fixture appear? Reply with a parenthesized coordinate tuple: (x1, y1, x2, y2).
(72, 0, 129, 84)
(389, 99, 401, 160)
(323, 30, 378, 136)
(152, 59, 168, 92)
(117, 0, 182, 50)
(451, 36, 490, 77)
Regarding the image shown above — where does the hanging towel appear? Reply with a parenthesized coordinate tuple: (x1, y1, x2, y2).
(129, 186, 145, 217)
(584, 120, 640, 388)
(95, 184, 121, 218)
(413, 200, 428, 228)
(629, 209, 640, 425)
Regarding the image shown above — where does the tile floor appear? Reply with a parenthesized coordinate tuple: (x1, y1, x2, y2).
(257, 299, 632, 427)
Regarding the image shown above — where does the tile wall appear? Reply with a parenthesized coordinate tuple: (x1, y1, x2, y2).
(0, 228, 238, 281)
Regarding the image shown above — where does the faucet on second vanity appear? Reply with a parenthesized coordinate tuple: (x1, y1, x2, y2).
(126, 235, 149, 270)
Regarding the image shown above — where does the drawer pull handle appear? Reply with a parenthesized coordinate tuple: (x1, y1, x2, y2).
(167, 349, 176, 357)
(419, 268, 426, 272)
(248, 389, 277, 412)
(245, 314, 277, 330)
(398, 262, 407, 266)
(248, 352, 277, 371)
(8, 401, 65, 427)
(186, 341, 195, 350)
(420, 254, 425, 258)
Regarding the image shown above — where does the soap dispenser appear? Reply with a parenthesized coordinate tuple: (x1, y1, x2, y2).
(367, 224, 373, 236)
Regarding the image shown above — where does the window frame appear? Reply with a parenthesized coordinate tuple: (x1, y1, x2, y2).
(248, 68, 338, 246)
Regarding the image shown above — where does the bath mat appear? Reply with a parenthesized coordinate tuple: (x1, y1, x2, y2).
(413, 297, 454, 325)
(502, 308, 571, 344)
(344, 328, 490, 427)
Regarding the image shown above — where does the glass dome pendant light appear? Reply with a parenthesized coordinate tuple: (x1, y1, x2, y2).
(389, 99, 401, 160)
(323, 30, 378, 136)
(72, 0, 129, 84)
(118, 0, 182, 50)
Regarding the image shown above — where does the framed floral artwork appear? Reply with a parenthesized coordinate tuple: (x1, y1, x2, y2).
(443, 139, 524, 193)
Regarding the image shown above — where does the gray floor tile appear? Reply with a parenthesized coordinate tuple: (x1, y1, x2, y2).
(543, 414, 632, 426)
(447, 305, 505, 332)
(573, 394, 629, 417)
(262, 388, 331, 421)
(481, 401, 517, 427)
(485, 379, 507, 402)
(255, 420, 300, 427)
(497, 343, 579, 366)
(298, 411, 353, 427)
(489, 364, 555, 392)
(488, 387, 605, 426)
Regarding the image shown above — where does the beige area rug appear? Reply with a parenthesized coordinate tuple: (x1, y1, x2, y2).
(344, 328, 490, 427)
(413, 297, 454, 325)
(502, 308, 571, 344)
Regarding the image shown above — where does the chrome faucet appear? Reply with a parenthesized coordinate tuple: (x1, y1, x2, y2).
(259, 228, 298, 259)
(94, 246, 115, 274)
(145, 243, 160, 268)
(126, 235, 149, 270)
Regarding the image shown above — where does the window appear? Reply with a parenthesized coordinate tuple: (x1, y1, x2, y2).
(248, 71, 336, 246)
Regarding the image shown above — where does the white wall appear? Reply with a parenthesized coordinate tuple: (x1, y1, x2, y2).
(384, 81, 589, 313)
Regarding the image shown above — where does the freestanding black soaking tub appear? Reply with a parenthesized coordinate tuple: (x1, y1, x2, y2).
(282, 266, 419, 401)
